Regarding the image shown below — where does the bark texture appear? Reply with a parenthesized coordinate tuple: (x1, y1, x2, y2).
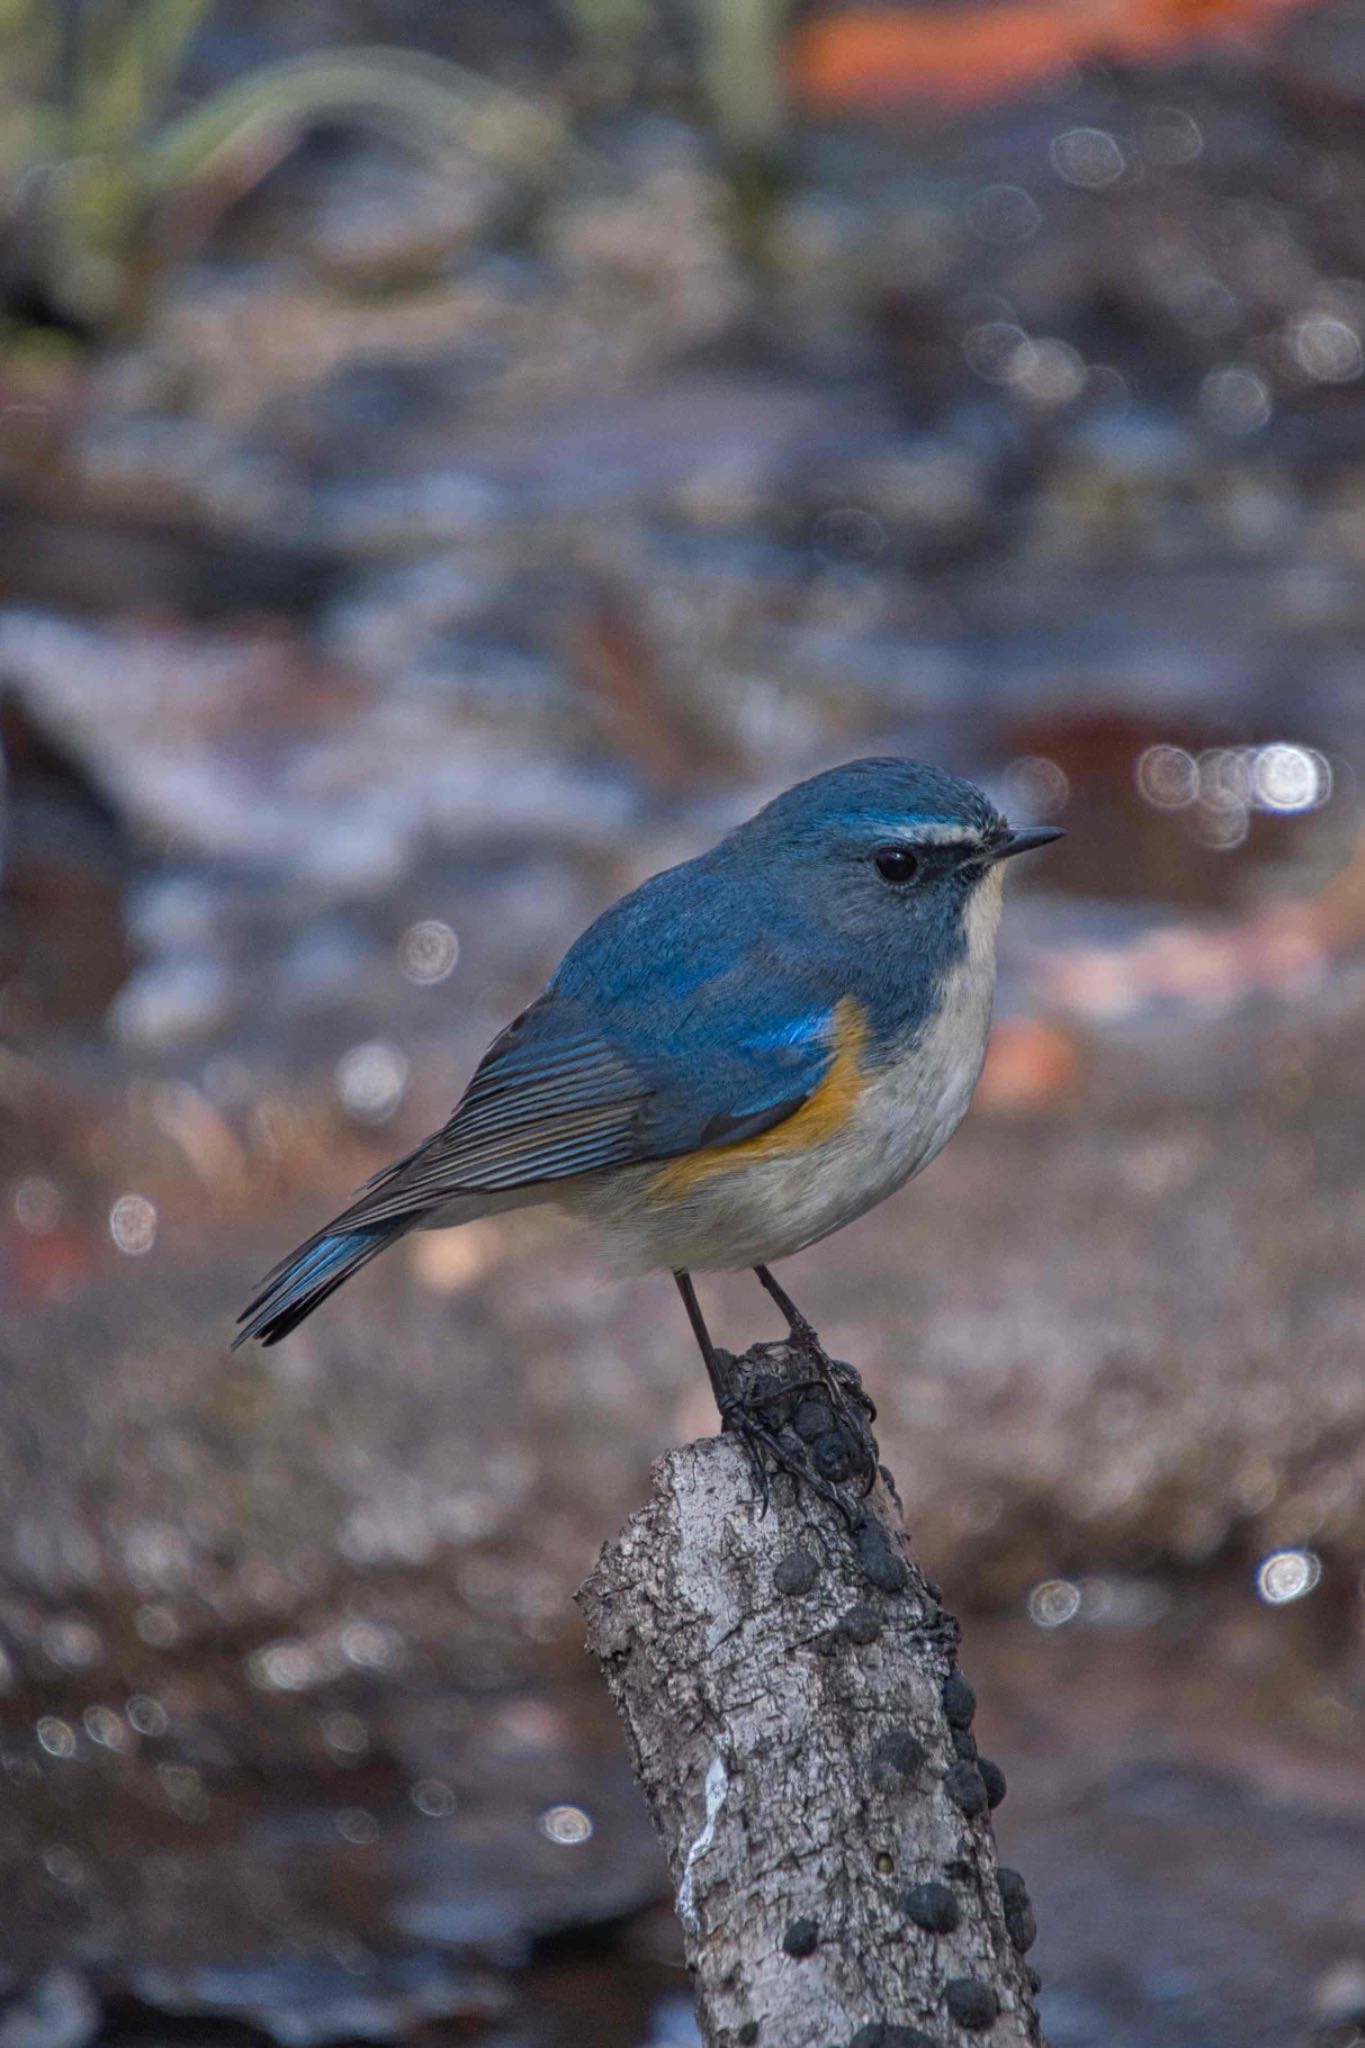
(579, 1338, 1046, 2048)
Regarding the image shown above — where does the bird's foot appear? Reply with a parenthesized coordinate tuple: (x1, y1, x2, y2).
(720, 1365, 877, 1525)
(753, 1268, 876, 1427)
(718, 1388, 865, 1526)
(773, 1346, 879, 1497)
(792, 1332, 877, 1426)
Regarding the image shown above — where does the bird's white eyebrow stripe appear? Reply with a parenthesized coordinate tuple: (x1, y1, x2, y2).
(871, 821, 987, 848)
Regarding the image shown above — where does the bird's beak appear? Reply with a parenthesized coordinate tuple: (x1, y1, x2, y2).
(988, 824, 1065, 864)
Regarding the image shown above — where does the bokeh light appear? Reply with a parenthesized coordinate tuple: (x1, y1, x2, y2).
(1256, 1549, 1322, 1606)
(1191, 802, 1250, 851)
(341, 1621, 407, 1671)
(13, 1176, 62, 1232)
(336, 1808, 380, 1845)
(158, 1762, 209, 1821)
(249, 1640, 319, 1692)
(1199, 365, 1272, 434)
(322, 1711, 370, 1760)
(1291, 314, 1363, 384)
(1049, 127, 1125, 188)
(1136, 745, 1199, 810)
(411, 1778, 457, 1818)
(539, 1802, 594, 1845)
(83, 1706, 127, 1751)
(335, 1041, 410, 1122)
(1027, 1579, 1081, 1628)
(1198, 748, 1253, 813)
(1013, 338, 1087, 408)
(36, 1717, 77, 1758)
(126, 1696, 168, 1737)
(109, 1193, 157, 1256)
(965, 184, 1041, 245)
(1136, 740, 1333, 842)
(136, 1603, 179, 1648)
(43, 1847, 85, 1887)
(1138, 106, 1204, 167)
(41, 1618, 101, 1669)
(399, 919, 460, 985)
(1252, 744, 1331, 813)
(1003, 756, 1070, 819)
(963, 321, 1031, 382)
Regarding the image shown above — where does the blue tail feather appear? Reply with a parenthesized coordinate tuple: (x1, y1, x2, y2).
(234, 1227, 390, 1348)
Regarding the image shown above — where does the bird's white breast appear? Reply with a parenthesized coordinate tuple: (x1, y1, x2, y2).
(846, 861, 1002, 1192)
(565, 866, 1005, 1274)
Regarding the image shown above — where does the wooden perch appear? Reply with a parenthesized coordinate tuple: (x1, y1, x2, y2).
(579, 1337, 1046, 2048)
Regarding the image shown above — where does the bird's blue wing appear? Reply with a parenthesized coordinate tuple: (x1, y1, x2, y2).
(237, 868, 841, 1345)
(333, 996, 652, 1225)
(318, 978, 840, 1233)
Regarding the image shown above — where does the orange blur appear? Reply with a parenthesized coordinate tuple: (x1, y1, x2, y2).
(791, 0, 1312, 113)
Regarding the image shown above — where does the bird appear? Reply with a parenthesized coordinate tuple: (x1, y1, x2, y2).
(236, 758, 1061, 1465)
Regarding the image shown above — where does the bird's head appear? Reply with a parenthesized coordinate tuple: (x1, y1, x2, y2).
(731, 756, 1062, 959)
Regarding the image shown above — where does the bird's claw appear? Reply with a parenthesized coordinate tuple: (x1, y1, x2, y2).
(786, 1342, 879, 1497)
(719, 1379, 873, 1529)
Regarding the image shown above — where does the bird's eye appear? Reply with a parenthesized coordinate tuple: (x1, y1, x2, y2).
(873, 845, 920, 885)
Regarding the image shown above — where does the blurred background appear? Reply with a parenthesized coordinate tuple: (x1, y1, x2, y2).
(3, 0, 1365, 2042)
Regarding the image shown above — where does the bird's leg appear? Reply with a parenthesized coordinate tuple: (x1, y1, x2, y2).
(753, 1263, 821, 1351)
(673, 1271, 859, 1516)
(674, 1270, 776, 1506)
(752, 1265, 878, 1494)
(753, 1264, 875, 1417)
(673, 1267, 729, 1413)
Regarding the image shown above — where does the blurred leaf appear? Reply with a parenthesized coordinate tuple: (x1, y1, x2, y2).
(695, 0, 789, 149)
(144, 45, 567, 200)
(80, 0, 214, 155)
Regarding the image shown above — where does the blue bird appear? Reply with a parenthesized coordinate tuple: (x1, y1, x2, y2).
(237, 759, 1060, 1448)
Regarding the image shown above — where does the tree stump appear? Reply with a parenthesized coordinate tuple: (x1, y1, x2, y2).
(579, 1337, 1046, 2048)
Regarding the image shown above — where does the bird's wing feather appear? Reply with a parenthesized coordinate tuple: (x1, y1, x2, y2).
(235, 880, 848, 1348)
(326, 981, 840, 1231)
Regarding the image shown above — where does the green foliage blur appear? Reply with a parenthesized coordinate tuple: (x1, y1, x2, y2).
(564, 0, 792, 146)
(0, 0, 565, 339)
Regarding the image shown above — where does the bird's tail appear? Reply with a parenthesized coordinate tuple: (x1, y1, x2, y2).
(234, 1223, 401, 1348)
